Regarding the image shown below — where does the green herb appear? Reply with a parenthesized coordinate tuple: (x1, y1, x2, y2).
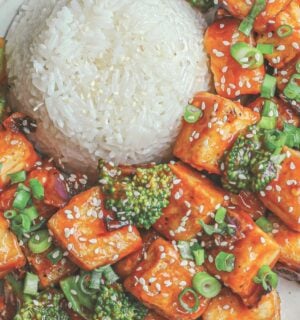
(253, 265, 278, 291)
(230, 42, 264, 69)
(178, 287, 200, 313)
(276, 25, 293, 38)
(192, 272, 221, 298)
(215, 252, 235, 272)
(184, 104, 203, 124)
(256, 217, 273, 233)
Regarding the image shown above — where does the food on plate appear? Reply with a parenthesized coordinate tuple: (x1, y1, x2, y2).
(1, 0, 300, 319)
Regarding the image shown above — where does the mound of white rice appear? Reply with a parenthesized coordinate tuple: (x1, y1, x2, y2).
(6, 0, 209, 174)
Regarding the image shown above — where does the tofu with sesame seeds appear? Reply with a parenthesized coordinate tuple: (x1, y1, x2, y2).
(0, 215, 26, 275)
(48, 186, 142, 270)
(203, 208, 280, 307)
(153, 162, 225, 241)
(173, 93, 260, 175)
(205, 18, 265, 99)
(202, 288, 280, 320)
(0, 129, 39, 190)
(219, 0, 292, 33)
(257, 0, 300, 69)
(259, 147, 300, 232)
(124, 238, 210, 320)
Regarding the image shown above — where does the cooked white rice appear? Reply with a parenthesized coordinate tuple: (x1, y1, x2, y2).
(6, 0, 210, 174)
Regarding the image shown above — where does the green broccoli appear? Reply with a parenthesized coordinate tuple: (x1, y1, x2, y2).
(14, 291, 69, 320)
(93, 283, 147, 320)
(221, 128, 278, 194)
(99, 161, 174, 229)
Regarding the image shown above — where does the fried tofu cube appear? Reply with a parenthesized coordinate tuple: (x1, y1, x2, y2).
(24, 246, 78, 288)
(205, 19, 265, 99)
(0, 215, 26, 273)
(0, 130, 39, 190)
(204, 209, 280, 306)
(48, 187, 142, 270)
(173, 93, 259, 174)
(124, 238, 210, 320)
(259, 147, 300, 232)
(153, 162, 225, 240)
(202, 288, 280, 320)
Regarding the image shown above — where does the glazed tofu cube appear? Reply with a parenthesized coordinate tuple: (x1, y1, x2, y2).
(205, 19, 265, 99)
(173, 93, 259, 174)
(203, 209, 280, 306)
(257, 0, 300, 69)
(153, 162, 225, 240)
(0, 130, 39, 190)
(124, 238, 210, 320)
(0, 215, 26, 273)
(48, 187, 142, 270)
(259, 147, 300, 232)
(24, 246, 78, 288)
(202, 288, 280, 320)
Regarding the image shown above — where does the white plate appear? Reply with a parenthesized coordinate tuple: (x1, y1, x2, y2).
(0, 1, 299, 319)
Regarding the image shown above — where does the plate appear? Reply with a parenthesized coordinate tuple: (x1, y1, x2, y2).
(0, 1, 299, 319)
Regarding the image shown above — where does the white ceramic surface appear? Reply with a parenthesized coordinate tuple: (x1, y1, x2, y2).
(0, 1, 299, 319)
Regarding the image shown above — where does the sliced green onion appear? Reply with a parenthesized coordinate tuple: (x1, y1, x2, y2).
(276, 24, 293, 38)
(283, 123, 300, 148)
(28, 230, 52, 254)
(257, 43, 274, 55)
(283, 73, 300, 102)
(23, 272, 39, 296)
(4, 209, 17, 220)
(22, 206, 39, 221)
(79, 273, 97, 295)
(101, 265, 119, 285)
(264, 130, 287, 152)
(238, 0, 266, 36)
(253, 265, 278, 291)
(192, 272, 221, 298)
(89, 269, 102, 290)
(184, 104, 203, 124)
(256, 217, 273, 233)
(178, 241, 193, 260)
(296, 59, 300, 74)
(8, 171, 26, 184)
(13, 190, 31, 210)
(11, 214, 31, 236)
(215, 206, 227, 224)
(258, 116, 277, 130)
(29, 178, 45, 200)
(178, 287, 200, 313)
(215, 252, 235, 272)
(230, 42, 264, 69)
(261, 74, 277, 99)
(191, 243, 205, 266)
(47, 248, 63, 264)
(262, 100, 278, 118)
(17, 183, 30, 192)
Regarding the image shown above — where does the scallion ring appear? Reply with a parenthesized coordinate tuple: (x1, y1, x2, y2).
(29, 178, 45, 200)
(13, 190, 31, 210)
(22, 206, 39, 221)
(8, 170, 26, 184)
(23, 272, 39, 296)
(257, 43, 274, 55)
(4, 210, 17, 220)
(79, 273, 97, 295)
(215, 252, 235, 272)
(230, 42, 264, 69)
(47, 248, 63, 264)
(283, 73, 300, 102)
(192, 272, 221, 298)
(28, 229, 52, 254)
(261, 74, 277, 99)
(253, 265, 278, 291)
(11, 214, 31, 235)
(256, 217, 273, 233)
(276, 24, 293, 38)
(215, 206, 227, 224)
(264, 130, 286, 153)
(178, 287, 200, 313)
(184, 104, 203, 124)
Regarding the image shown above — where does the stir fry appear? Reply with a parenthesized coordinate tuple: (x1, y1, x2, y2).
(1, 0, 300, 319)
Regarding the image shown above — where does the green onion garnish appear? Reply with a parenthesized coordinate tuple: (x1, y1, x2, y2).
(257, 43, 274, 55)
(89, 269, 102, 290)
(13, 190, 31, 210)
(264, 130, 286, 153)
(22, 206, 39, 221)
(79, 273, 97, 295)
(11, 214, 31, 236)
(256, 217, 273, 233)
(276, 25, 293, 38)
(4, 210, 17, 220)
(178, 241, 193, 260)
(253, 265, 278, 291)
(238, 0, 266, 36)
(28, 229, 52, 254)
(258, 117, 277, 130)
(191, 243, 205, 266)
(47, 248, 63, 264)
(215, 206, 227, 224)
(261, 74, 277, 99)
(283, 123, 300, 148)
(296, 59, 300, 74)
(215, 252, 235, 272)
(23, 272, 39, 296)
(192, 272, 221, 298)
(100, 265, 119, 285)
(283, 73, 300, 102)
(262, 100, 278, 118)
(230, 42, 264, 69)
(178, 287, 200, 313)
(29, 179, 45, 200)
(8, 171, 26, 185)
(184, 104, 203, 124)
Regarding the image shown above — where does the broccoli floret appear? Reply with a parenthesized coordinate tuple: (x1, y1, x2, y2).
(93, 283, 147, 320)
(99, 161, 174, 229)
(221, 128, 278, 194)
(14, 291, 69, 320)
